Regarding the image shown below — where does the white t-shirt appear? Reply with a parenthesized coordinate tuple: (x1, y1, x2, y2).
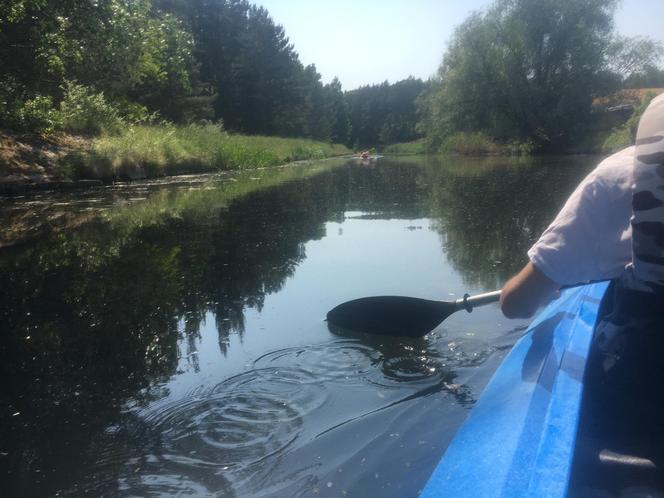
(527, 146, 634, 285)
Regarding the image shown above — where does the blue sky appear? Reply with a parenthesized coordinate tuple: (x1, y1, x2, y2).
(255, 0, 664, 90)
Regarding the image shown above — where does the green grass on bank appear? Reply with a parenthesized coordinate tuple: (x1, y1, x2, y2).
(439, 132, 534, 156)
(381, 135, 534, 156)
(70, 124, 351, 180)
(382, 133, 535, 156)
(555, 92, 658, 155)
(381, 139, 428, 155)
(571, 127, 633, 155)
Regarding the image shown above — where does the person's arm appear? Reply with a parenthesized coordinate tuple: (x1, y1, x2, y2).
(500, 262, 560, 319)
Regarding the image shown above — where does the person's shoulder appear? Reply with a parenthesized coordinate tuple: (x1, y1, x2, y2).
(595, 145, 635, 172)
(590, 145, 635, 187)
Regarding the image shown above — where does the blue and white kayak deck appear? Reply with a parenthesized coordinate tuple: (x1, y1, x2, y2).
(421, 282, 609, 497)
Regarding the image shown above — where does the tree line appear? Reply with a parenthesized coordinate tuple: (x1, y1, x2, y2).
(2, 0, 663, 151)
(0, 0, 425, 147)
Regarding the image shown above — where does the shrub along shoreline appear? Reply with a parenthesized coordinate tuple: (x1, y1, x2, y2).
(381, 125, 635, 157)
(0, 125, 352, 193)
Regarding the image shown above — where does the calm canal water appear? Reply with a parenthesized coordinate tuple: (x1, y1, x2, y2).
(0, 154, 599, 497)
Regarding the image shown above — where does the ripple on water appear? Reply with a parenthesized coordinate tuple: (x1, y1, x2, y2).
(253, 339, 444, 389)
(63, 338, 495, 496)
(117, 472, 221, 498)
(139, 367, 327, 471)
(379, 353, 441, 384)
(254, 340, 381, 386)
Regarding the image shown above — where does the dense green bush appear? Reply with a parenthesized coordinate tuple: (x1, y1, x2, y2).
(0, 81, 126, 136)
(17, 96, 61, 134)
(0, 77, 23, 130)
(59, 82, 124, 136)
(440, 133, 501, 155)
(0, 78, 61, 134)
(438, 132, 534, 156)
(381, 139, 428, 155)
(115, 99, 154, 125)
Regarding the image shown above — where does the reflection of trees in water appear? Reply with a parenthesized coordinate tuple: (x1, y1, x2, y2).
(0, 233, 183, 495)
(0, 167, 350, 496)
(0, 156, 598, 495)
(342, 158, 430, 218)
(214, 300, 246, 356)
(425, 155, 594, 289)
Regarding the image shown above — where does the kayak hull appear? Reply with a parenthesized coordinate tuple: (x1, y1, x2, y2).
(420, 282, 609, 497)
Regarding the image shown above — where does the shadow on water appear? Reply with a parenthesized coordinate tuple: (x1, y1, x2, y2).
(0, 155, 599, 496)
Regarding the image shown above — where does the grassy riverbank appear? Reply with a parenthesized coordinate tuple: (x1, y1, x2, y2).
(0, 125, 351, 190)
(71, 125, 351, 180)
(382, 125, 634, 157)
(382, 134, 534, 156)
(381, 139, 427, 155)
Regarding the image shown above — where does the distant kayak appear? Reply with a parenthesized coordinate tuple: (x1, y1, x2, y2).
(420, 282, 609, 497)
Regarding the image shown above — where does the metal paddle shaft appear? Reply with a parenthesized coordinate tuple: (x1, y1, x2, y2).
(456, 290, 502, 312)
(326, 290, 503, 338)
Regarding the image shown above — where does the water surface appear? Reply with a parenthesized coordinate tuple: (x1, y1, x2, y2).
(0, 154, 599, 497)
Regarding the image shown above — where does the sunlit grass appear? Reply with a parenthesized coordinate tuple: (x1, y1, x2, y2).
(381, 139, 428, 155)
(73, 124, 351, 180)
(571, 126, 633, 154)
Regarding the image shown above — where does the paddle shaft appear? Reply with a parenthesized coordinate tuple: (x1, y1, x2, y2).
(452, 280, 606, 314)
(455, 290, 502, 313)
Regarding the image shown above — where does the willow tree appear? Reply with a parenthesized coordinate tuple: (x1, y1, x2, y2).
(423, 0, 622, 150)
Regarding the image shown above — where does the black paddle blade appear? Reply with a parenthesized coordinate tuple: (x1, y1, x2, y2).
(326, 296, 457, 337)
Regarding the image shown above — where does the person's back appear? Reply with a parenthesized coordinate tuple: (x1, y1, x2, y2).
(625, 92, 664, 294)
(570, 93, 664, 496)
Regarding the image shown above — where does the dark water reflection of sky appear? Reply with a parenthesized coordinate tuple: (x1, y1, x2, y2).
(0, 154, 598, 497)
